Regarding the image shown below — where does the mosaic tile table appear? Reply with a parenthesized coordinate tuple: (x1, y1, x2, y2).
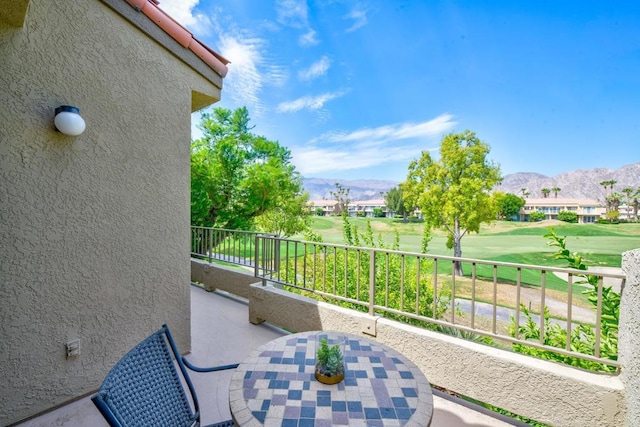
(229, 331, 433, 427)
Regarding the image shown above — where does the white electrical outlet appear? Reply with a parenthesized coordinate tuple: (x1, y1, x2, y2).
(66, 339, 81, 358)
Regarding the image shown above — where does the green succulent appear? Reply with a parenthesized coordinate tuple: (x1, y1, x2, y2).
(316, 337, 344, 377)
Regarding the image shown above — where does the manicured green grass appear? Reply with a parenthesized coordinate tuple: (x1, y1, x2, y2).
(306, 216, 640, 269)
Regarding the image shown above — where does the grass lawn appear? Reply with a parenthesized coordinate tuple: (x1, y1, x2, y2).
(306, 216, 640, 268)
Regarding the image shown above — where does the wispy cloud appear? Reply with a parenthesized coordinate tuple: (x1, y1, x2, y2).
(275, 0, 320, 46)
(157, 0, 212, 35)
(344, 7, 368, 33)
(275, 0, 309, 28)
(299, 56, 331, 81)
(276, 91, 346, 113)
(218, 33, 288, 115)
(299, 29, 320, 47)
(292, 114, 456, 174)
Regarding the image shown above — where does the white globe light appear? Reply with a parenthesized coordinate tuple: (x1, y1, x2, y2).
(54, 106, 86, 136)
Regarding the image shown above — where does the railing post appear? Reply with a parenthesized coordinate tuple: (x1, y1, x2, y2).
(620, 248, 640, 426)
(208, 227, 213, 263)
(369, 248, 375, 316)
(254, 234, 263, 284)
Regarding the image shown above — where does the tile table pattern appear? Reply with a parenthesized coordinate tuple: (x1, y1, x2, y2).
(229, 331, 433, 427)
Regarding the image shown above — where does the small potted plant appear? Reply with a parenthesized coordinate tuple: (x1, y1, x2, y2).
(315, 336, 345, 385)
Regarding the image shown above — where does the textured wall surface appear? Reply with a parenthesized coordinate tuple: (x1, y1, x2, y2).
(620, 249, 640, 427)
(0, 1, 221, 424)
(191, 258, 259, 300)
(249, 283, 625, 427)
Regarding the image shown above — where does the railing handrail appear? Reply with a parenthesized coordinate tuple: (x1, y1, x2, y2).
(191, 226, 625, 370)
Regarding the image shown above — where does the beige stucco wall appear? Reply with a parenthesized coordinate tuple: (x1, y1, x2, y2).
(620, 248, 640, 427)
(191, 258, 258, 300)
(0, 1, 222, 424)
(249, 283, 625, 427)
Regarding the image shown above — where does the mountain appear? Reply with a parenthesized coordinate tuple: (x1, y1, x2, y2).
(304, 162, 640, 203)
(304, 178, 398, 201)
(498, 162, 640, 202)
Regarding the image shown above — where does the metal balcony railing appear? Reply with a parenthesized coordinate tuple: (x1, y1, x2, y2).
(191, 226, 625, 371)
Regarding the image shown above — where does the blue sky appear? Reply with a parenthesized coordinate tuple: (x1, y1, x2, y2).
(161, 0, 640, 182)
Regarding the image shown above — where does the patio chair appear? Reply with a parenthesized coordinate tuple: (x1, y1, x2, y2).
(92, 324, 238, 427)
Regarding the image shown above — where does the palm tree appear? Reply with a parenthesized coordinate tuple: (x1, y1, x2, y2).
(622, 187, 633, 221)
(551, 187, 561, 198)
(520, 188, 530, 198)
(633, 188, 640, 222)
(541, 188, 551, 198)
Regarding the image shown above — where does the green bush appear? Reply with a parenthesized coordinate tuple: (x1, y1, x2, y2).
(315, 207, 325, 216)
(529, 211, 545, 222)
(557, 210, 578, 223)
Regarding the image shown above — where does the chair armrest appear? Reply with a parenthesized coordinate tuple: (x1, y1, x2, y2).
(182, 356, 239, 373)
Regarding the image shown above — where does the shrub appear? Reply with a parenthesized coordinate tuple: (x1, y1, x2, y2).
(315, 207, 325, 216)
(529, 211, 545, 222)
(557, 210, 578, 223)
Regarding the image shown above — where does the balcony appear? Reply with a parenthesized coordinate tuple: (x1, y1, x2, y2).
(16, 286, 516, 427)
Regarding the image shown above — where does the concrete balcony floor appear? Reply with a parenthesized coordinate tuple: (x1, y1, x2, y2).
(16, 286, 518, 427)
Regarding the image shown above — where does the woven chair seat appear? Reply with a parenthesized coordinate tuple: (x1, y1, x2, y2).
(93, 325, 238, 427)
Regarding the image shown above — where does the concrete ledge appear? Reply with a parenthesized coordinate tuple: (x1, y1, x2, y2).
(191, 258, 259, 300)
(249, 283, 625, 427)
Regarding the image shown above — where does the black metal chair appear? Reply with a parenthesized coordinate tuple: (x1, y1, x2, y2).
(92, 324, 238, 427)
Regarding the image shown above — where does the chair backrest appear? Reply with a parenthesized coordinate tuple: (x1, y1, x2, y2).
(92, 325, 199, 427)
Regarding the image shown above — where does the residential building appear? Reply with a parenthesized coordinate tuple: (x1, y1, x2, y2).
(348, 199, 388, 217)
(520, 197, 605, 223)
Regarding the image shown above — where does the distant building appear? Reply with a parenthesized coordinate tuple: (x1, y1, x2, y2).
(520, 198, 604, 223)
(348, 199, 388, 217)
(308, 200, 339, 215)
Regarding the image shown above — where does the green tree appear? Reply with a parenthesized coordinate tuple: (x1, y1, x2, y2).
(541, 188, 551, 198)
(622, 187, 634, 220)
(372, 207, 384, 217)
(403, 130, 501, 275)
(330, 183, 351, 216)
(190, 107, 308, 232)
(385, 186, 408, 221)
(551, 187, 561, 198)
(493, 192, 525, 220)
(557, 210, 578, 223)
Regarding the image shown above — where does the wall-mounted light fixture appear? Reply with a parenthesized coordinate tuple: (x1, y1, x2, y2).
(54, 105, 86, 136)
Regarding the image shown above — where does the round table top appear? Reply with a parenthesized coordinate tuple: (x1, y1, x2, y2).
(229, 331, 433, 427)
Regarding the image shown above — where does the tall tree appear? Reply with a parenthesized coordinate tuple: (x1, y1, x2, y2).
(330, 183, 351, 216)
(191, 107, 308, 233)
(403, 130, 501, 275)
(551, 187, 561, 198)
(385, 186, 407, 222)
(622, 187, 634, 221)
(541, 188, 551, 198)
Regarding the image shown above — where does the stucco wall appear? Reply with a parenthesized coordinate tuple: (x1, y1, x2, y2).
(191, 258, 259, 300)
(249, 283, 625, 427)
(0, 1, 221, 424)
(620, 248, 640, 427)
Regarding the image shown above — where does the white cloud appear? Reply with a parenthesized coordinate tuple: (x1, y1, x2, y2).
(293, 114, 456, 174)
(299, 56, 331, 81)
(276, 91, 345, 113)
(219, 34, 288, 115)
(299, 29, 320, 47)
(157, 0, 212, 35)
(275, 0, 309, 28)
(344, 8, 368, 33)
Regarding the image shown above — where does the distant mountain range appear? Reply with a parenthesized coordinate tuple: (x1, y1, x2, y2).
(303, 162, 640, 203)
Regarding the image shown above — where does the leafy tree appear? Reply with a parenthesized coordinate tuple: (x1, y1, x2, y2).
(520, 187, 530, 198)
(403, 130, 501, 275)
(314, 207, 325, 216)
(385, 186, 408, 221)
(493, 192, 525, 220)
(622, 187, 634, 220)
(190, 107, 308, 233)
(529, 211, 545, 222)
(551, 187, 561, 198)
(330, 183, 351, 216)
(557, 210, 578, 223)
(372, 207, 384, 217)
(541, 188, 551, 198)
